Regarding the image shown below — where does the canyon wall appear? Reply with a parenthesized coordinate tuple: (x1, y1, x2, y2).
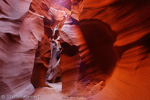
(0, 0, 150, 100)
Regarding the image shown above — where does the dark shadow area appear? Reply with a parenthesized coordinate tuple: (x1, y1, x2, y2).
(79, 19, 118, 81)
(61, 42, 79, 57)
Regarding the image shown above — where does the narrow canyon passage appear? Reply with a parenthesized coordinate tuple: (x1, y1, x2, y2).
(0, 0, 150, 100)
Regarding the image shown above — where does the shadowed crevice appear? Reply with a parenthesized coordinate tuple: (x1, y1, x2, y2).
(79, 19, 118, 81)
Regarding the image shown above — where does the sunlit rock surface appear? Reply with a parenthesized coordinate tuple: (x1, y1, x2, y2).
(79, 0, 150, 100)
(0, 0, 150, 100)
(0, 0, 46, 97)
(0, 0, 35, 97)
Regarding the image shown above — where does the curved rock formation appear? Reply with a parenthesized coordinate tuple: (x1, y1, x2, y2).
(0, 0, 150, 100)
(79, 0, 150, 99)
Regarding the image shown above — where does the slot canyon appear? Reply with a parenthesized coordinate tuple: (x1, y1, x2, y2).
(0, 0, 150, 100)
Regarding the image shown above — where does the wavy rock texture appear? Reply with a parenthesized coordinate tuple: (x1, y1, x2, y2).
(0, 0, 46, 98)
(0, 0, 34, 96)
(0, 0, 150, 100)
(79, 0, 150, 99)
